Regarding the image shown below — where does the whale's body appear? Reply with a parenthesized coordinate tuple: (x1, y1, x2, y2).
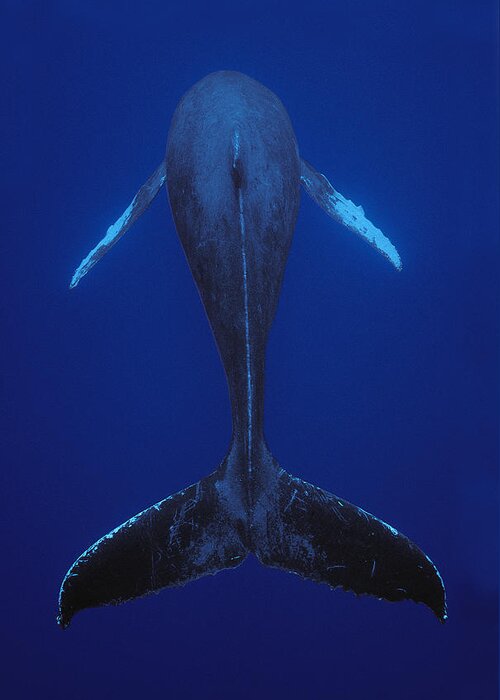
(59, 72, 445, 628)
(167, 73, 300, 510)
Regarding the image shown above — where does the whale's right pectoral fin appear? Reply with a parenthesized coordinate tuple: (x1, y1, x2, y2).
(70, 159, 167, 289)
(58, 472, 247, 628)
(300, 158, 402, 271)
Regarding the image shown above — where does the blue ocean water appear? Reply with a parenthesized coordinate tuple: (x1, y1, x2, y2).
(2, 1, 498, 697)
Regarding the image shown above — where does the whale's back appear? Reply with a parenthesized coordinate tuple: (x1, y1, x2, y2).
(166, 72, 301, 365)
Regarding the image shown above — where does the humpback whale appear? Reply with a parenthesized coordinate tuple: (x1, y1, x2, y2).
(58, 71, 446, 628)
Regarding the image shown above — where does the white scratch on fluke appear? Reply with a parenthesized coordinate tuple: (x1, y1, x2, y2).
(379, 519, 399, 537)
(284, 489, 298, 512)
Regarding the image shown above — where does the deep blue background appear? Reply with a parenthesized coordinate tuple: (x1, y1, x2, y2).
(2, 1, 498, 698)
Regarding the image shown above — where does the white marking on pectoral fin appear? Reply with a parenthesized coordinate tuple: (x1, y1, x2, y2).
(300, 158, 402, 271)
(70, 159, 167, 288)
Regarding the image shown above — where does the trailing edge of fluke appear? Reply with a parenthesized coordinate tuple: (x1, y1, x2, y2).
(59, 71, 445, 629)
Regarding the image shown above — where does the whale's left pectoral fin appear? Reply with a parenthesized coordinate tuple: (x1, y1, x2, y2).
(300, 158, 402, 271)
(70, 159, 167, 289)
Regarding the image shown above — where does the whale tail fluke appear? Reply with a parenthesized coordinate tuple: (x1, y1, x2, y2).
(58, 465, 446, 627)
(255, 469, 446, 621)
(57, 471, 247, 629)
